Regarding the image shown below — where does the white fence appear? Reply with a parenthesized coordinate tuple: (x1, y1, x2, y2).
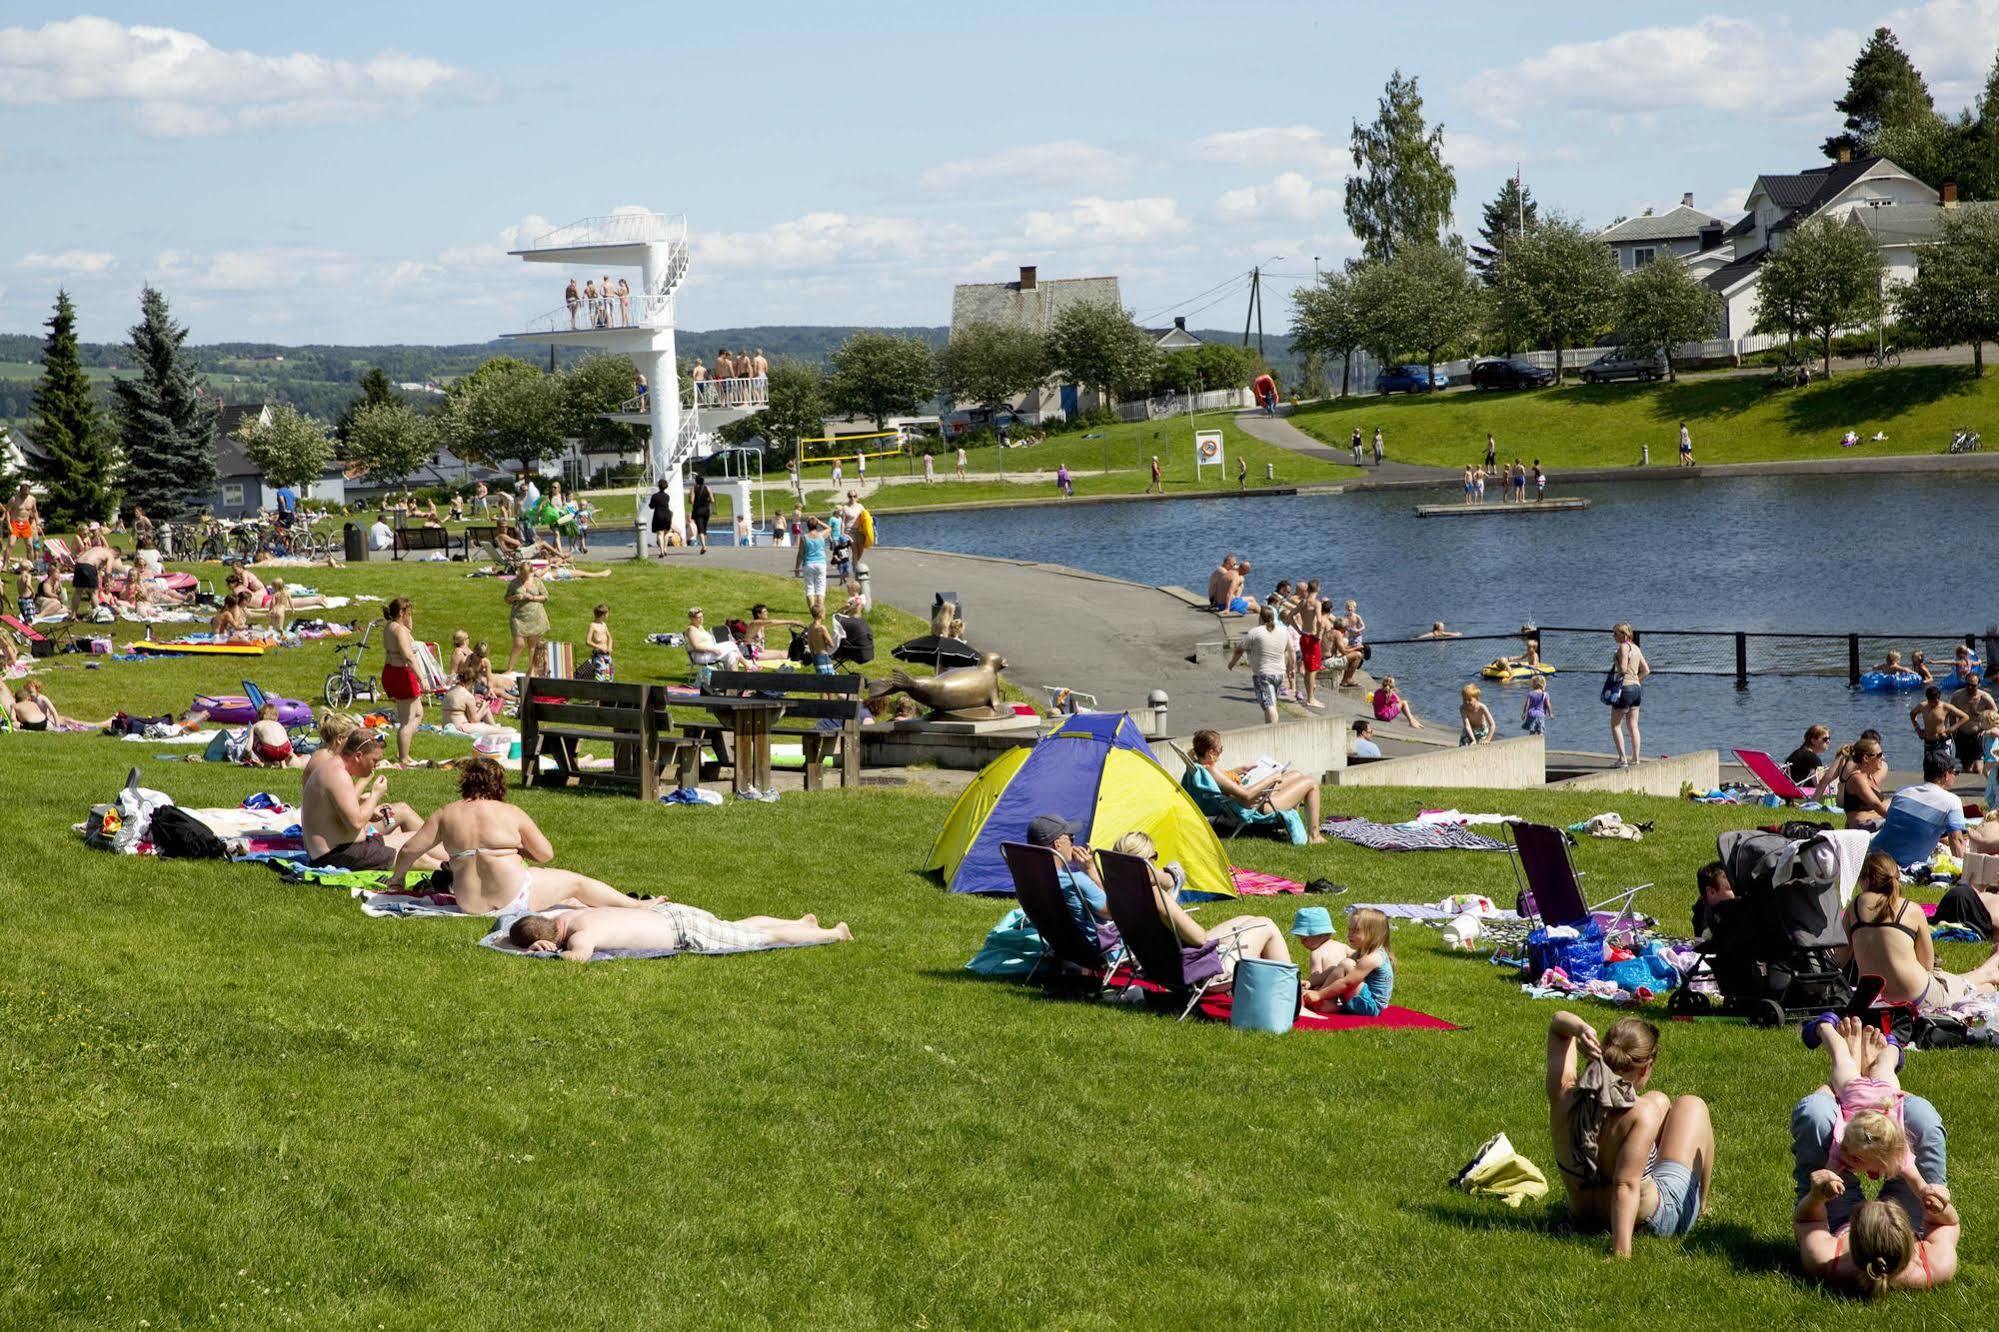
(1113, 386, 1251, 422)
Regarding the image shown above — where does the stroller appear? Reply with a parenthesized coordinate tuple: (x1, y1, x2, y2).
(1668, 829, 1852, 1026)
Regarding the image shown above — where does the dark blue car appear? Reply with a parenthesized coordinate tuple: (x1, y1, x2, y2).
(1374, 364, 1450, 395)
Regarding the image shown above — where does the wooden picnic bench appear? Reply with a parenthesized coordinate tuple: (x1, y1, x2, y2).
(517, 677, 698, 801)
(682, 670, 865, 792)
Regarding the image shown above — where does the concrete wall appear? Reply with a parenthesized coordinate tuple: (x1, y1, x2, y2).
(1160, 715, 1351, 780)
(1549, 749, 1719, 797)
(1327, 735, 1545, 789)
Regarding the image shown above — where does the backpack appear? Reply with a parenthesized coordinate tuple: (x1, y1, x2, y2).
(147, 805, 229, 860)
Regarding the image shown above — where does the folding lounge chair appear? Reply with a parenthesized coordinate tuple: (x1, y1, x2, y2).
(39, 537, 75, 572)
(1733, 748, 1818, 802)
(1506, 821, 1650, 947)
(999, 841, 1125, 993)
(2, 613, 55, 659)
(1097, 848, 1231, 1020)
(1167, 740, 1306, 844)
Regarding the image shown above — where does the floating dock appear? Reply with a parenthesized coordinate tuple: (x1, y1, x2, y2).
(1415, 498, 1590, 517)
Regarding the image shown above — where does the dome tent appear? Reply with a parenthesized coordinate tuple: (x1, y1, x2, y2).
(925, 712, 1234, 898)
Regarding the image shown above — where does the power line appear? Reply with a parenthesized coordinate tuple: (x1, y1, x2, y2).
(1133, 270, 1253, 324)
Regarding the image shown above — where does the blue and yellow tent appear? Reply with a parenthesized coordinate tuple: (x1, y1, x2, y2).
(925, 712, 1234, 897)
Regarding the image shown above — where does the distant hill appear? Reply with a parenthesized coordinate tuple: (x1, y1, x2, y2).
(0, 325, 1297, 428)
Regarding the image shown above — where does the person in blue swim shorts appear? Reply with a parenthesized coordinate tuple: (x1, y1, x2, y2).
(1545, 1011, 1715, 1255)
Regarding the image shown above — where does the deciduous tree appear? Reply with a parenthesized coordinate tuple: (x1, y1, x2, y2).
(563, 353, 642, 453)
(237, 403, 333, 491)
(1289, 266, 1370, 397)
(346, 400, 438, 488)
(1046, 301, 1159, 412)
(437, 357, 567, 473)
(1615, 260, 1724, 381)
(826, 331, 936, 430)
(1894, 206, 1999, 376)
(26, 289, 115, 527)
(1345, 70, 1457, 262)
(937, 321, 1049, 417)
(114, 286, 219, 520)
(720, 361, 825, 465)
(1753, 215, 1884, 378)
(1493, 217, 1621, 382)
(1373, 243, 1484, 385)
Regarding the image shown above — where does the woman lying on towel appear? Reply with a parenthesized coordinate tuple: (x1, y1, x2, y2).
(1546, 1010, 1714, 1256)
(383, 756, 653, 916)
(507, 904, 851, 961)
(12, 679, 109, 732)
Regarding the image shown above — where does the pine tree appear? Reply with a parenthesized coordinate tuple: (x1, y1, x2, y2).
(1825, 27, 1935, 160)
(1345, 70, 1458, 262)
(1470, 177, 1538, 285)
(26, 289, 116, 527)
(113, 286, 219, 520)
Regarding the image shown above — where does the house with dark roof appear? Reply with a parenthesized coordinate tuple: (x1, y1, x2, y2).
(1679, 152, 1949, 337)
(1147, 316, 1202, 350)
(204, 403, 350, 517)
(1597, 195, 1725, 272)
(949, 265, 1124, 419)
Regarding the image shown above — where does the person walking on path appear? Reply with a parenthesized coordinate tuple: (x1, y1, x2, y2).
(1372, 427, 1384, 467)
(1351, 432, 1364, 467)
(1679, 421, 1694, 467)
(1229, 605, 1290, 724)
(955, 446, 967, 480)
(647, 478, 674, 557)
(690, 475, 713, 554)
(922, 452, 935, 484)
(1147, 454, 1162, 493)
(503, 560, 550, 676)
(1253, 371, 1278, 416)
(1057, 462, 1074, 498)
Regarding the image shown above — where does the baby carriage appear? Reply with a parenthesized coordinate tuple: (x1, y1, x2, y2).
(1668, 829, 1852, 1026)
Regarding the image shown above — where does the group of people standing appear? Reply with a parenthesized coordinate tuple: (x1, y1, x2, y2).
(690, 349, 769, 406)
(1464, 435, 1546, 504)
(562, 275, 634, 330)
(1212, 556, 1367, 719)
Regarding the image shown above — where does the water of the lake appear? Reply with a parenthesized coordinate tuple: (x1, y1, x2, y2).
(882, 472, 1999, 768)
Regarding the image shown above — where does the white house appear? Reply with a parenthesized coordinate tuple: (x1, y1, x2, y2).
(949, 265, 1122, 419)
(1685, 152, 1953, 338)
(1597, 195, 1724, 272)
(1147, 316, 1203, 350)
(207, 403, 349, 516)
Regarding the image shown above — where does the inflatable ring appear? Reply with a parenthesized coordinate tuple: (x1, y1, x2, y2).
(1858, 670, 1927, 693)
(1480, 660, 1557, 682)
(1197, 437, 1222, 462)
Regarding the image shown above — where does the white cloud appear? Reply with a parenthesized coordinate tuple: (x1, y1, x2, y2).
(1882, 0, 1999, 106)
(698, 212, 973, 272)
(1464, 17, 1858, 127)
(1019, 196, 1188, 245)
(1189, 126, 1345, 173)
(921, 140, 1132, 190)
(1446, 133, 1579, 173)
(1214, 172, 1341, 223)
(152, 246, 366, 292)
(0, 16, 486, 136)
(17, 250, 117, 275)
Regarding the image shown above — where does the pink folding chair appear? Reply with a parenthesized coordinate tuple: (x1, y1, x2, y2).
(1733, 748, 1817, 802)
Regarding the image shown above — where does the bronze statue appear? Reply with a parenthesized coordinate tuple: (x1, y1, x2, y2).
(869, 651, 1010, 720)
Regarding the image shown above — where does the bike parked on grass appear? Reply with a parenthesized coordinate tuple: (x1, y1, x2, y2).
(324, 620, 379, 710)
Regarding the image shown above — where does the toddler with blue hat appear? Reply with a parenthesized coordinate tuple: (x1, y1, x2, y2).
(1293, 905, 1396, 1015)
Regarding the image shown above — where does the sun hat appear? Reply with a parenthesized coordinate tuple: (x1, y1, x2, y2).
(1026, 814, 1085, 847)
(1290, 906, 1335, 937)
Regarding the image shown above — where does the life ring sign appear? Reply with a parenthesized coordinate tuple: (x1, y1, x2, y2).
(1195, 429, 1225, 470)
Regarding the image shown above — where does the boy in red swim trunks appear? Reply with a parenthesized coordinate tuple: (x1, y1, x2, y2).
(1293, 580, 1326, 709)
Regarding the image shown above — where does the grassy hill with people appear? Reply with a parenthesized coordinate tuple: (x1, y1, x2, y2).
(1289, 364, 1999, 470)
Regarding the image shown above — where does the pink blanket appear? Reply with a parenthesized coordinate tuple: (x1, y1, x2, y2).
(1231, 868, 1306, 896)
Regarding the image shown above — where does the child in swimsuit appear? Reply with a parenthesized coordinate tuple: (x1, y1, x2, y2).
(1459, 684, 1495, 746)
(1523, 680, 1554, 734)
(585, 602, 614, 681)
(1301, 907, 1395, 1015)
(1808, 1015, 1935, 1205)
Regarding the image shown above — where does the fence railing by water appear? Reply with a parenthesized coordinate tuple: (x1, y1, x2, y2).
(1363, 625, 1994, 689)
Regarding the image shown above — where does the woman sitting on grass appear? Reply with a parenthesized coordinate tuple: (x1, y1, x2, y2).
(1841, 851, 1999, 1008)
(384, 756, 657, 917)
(1826, 733, 1890, 830)
(1188, 728, 1325, 844)
(12, 679, 108, 732)
(442, 662, 508, 736)
(1545, 1010, 1713, 1256)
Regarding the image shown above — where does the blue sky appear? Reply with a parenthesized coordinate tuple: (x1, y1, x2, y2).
(5, 1, 1997, 345)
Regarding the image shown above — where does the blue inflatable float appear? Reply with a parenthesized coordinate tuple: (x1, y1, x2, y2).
(1858, 670, 1927, 693)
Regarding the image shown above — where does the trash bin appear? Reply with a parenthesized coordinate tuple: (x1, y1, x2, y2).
(343, 521, 365, 563)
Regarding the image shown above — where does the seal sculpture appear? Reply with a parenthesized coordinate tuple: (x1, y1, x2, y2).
(869, 652, 1010, 720)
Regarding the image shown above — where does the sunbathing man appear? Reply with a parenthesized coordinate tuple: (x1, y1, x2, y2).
(300, 727, 441, 871)
(508, 903, 852, 960)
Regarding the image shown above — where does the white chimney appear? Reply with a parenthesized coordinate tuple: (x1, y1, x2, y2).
(1681, 192, 1694, 208)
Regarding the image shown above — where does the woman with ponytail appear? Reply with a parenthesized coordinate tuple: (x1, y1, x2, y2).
(1796, 1174, 1959, 1294)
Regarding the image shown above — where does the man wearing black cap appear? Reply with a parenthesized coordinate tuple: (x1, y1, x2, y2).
(1027, 813, 1109, 937)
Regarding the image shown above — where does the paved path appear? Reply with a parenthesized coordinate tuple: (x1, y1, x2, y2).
(1230, 409, 1450, 483)
(683, 543, 1374, 737)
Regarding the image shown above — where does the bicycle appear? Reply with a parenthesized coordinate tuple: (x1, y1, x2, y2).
(324, 621, 379, 710)
(1866, 346, 1902, 370)
(1949, 428, 1982, 454)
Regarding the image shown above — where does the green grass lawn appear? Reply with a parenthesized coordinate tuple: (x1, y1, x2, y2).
(1291, 364, 1999, 471)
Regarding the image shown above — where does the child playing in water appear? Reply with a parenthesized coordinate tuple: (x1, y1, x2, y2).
(1522, 678, 1554, 735)
(584, 602, 614, 681)
(1299, 906, 1395, 1015)
(1459, 683, 1496, 745)
(1808, 1014, 1944, 1212)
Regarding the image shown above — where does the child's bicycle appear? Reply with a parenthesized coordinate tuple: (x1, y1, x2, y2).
(323, 621, 378, 710)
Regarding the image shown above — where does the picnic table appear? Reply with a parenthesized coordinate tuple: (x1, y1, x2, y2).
(682, 694, 791, 794)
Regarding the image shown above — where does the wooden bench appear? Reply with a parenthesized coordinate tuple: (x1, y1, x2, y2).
(685, 670, 865, 791)
(517, 677, 697, 801)
(395, 524, 453, 556)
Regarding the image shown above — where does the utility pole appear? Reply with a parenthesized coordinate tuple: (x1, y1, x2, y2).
(1240, 266, 1266, 360)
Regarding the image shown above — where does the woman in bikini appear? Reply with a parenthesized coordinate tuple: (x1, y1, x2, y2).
(13, 679, 107, 732)
(1834, 735, 1892, 830)
(1607, 621, 1650, 768)
(1842, 851, 1999, 1009)
(441, 662, 507, 736)
(382, 756, 653, 916)
(379, 597, 424, 768)
(1796, 1170, 1958, 1296)
(1545, 1010, 1714, 1257)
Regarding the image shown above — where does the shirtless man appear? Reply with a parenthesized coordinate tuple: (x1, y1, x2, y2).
(5, 484, 37, 562)
(70, 533, 118, 616)
(1327, 616, 1365, 688)
(300, 728, 441, 871)
(508, 902, 851, 961)
(1205, 555, 1238, 611)
(1294, 579, 1327, 709)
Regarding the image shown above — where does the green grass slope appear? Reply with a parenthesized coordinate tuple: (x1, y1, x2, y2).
(1290, 365, 1999, 470)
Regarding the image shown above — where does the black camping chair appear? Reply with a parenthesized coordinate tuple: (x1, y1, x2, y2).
(1098, 848, 1230, 1020)
(1506, 821, 1648, 947)
(999, 841, 1123, 994)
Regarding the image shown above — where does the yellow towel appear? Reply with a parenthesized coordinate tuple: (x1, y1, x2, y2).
(1451, 1132, 1549, 1209)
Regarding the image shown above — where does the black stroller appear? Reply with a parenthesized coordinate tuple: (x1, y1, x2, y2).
(1668, 829, 1853, 1026)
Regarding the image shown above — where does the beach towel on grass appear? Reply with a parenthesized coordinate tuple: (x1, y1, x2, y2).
(1349, 901, 1526, 922)
(1231, 868, 1307, 896)
(478, 916, 836, 962)
(1321, 818, 1509, 852)
(1114, 977, 1458, 1031)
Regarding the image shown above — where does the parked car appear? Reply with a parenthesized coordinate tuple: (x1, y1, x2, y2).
(1579, 347, 1669, 383)
(1469, 358, 1554, 390)
(1374, 365, 1450, 394)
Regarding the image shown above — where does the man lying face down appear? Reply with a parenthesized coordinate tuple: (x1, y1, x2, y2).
(507, 902, 852, 962)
